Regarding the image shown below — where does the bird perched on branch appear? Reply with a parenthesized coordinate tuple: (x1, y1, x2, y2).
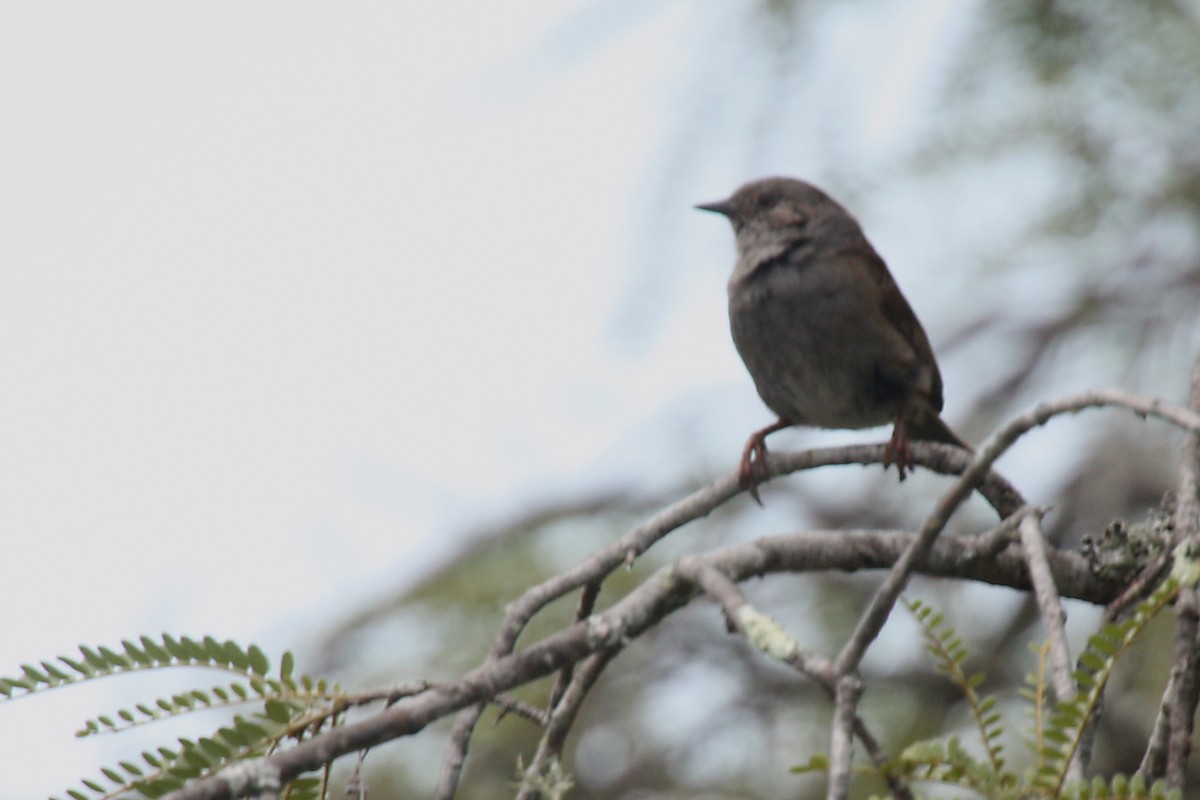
(697, 177, 968, 503)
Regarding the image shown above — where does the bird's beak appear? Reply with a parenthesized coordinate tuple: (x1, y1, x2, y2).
(695, 199, 733, 217)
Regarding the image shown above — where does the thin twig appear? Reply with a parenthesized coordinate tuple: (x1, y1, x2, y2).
(1138, 358, 1200, 786)
(1017, 512, 1082, 781)
(544, 580, 602, 713)
(490, 694, 548, 726)
(434, 706, 485, 800)
(827, 675, 862, 800)
(833, 436, 1006, 675)
(1165, 359, 1200, 789)
(964, 505, 1033, 561)
(831, 387, 1200, 677)
(1018, 512, 1074, 704)
(1164, 585, 1200, 789)
(676, 556, 835, 682)
(515, 649, 616, 800)
(675, 557, 910, 798)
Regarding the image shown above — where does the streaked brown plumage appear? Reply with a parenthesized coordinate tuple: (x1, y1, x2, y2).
(697, 177, 968, 502)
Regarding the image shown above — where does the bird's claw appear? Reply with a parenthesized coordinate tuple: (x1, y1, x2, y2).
(739, 433, 770, 505)
(882, 417, 911, 481)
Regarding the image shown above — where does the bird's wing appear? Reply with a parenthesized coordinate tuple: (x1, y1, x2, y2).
(861, 252, 945, 413)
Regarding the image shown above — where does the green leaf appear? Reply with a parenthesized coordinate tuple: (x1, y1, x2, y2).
(264, 699, 294, 723)
(98, 645, 130, 668)
(280, 651, 295, 681)
(59, 656, 93, 677)
(140, 636, 172, 662)
(41, 660, 72, 682)
(122, 639, 152, 666)
(790, 753, 829, 773)
(222, 640, 248, 670)
(217, 725, 247, 748)
(234, 717, 268, 739)
(179, 636, 207, 661)
(198, 736, 231, 759)
(79, 645, 107, 670)
(20, 664, 50, 685)
(181, 743, 211, 769)
(162, 635, 188, 660)
(247, 645, 270, 676)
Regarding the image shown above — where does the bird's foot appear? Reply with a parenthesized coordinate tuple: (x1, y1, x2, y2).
(739, 435, 769, 505)
(739, 419, 791, 505)
(883, 416, 911, 481)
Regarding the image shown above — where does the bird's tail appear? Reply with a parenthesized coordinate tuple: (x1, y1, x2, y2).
(907, 410, 971, 451)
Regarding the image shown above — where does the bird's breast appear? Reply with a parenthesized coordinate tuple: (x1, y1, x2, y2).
(727, 259, 904, 430)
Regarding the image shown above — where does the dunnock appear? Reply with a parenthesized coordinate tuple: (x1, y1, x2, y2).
(697, 177, 968, 502)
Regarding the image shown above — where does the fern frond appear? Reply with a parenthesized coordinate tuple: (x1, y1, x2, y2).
(0, 635, 344, 800)
(905, 598, 1010, 779)
(75, 677, 341, 738)
(0, 635, 273, 701)
(887, 734, 1014, 795)
(1064, 772, 1181, 799)
(51, 712, 292, 800)
(1032, 546, 1196, 795)
(1017, 640, 1051, 771)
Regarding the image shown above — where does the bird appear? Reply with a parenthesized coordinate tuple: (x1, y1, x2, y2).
(696, 177, 969, 503)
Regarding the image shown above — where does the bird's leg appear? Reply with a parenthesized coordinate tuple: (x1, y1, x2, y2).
(739, 419, 791, 505)
(883, 415, 911, 481)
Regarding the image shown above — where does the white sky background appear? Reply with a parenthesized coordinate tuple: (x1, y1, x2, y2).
(0, 1, 982, 795)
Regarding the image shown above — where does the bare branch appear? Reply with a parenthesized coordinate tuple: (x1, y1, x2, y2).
(516, 650, 616, 800)
(827, 674, 862, 800)
(1138, 359, 1200, 786)
(676, 555, 835, 682)
(1017, 512, 1082, 780)
(676, 556, 912, 799)
(162, 386, 1200, 799)
(1018, 512, 1074, 703)
(434, 706, 484, 800)
(831, 388, 1200, 676)
(1165, 361, 1200, 789)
